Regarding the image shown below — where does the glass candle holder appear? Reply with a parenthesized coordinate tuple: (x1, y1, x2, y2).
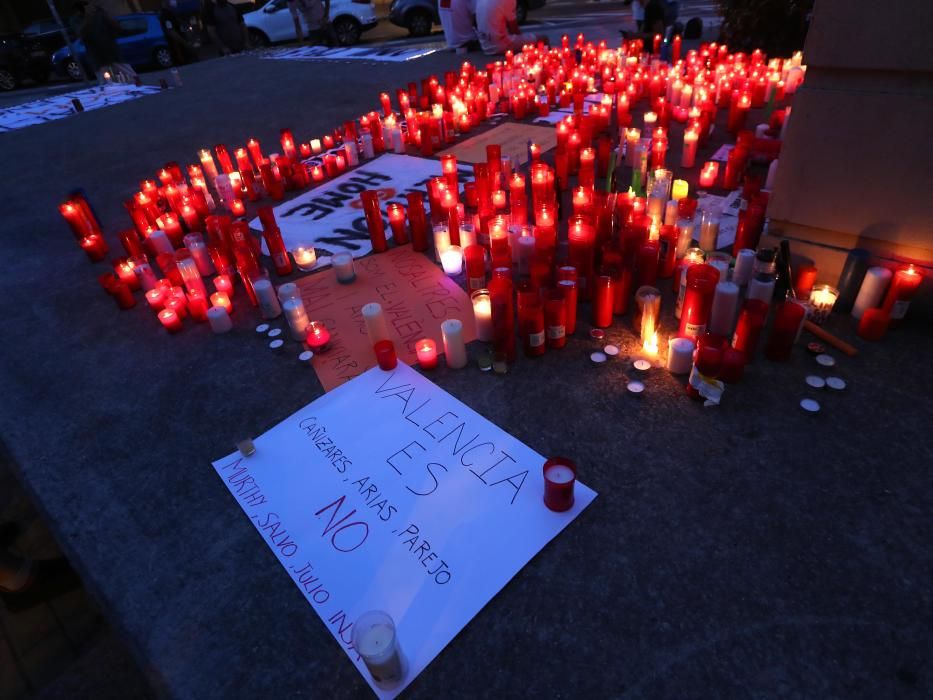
(440, 245, 463, 276)
(415, 338, 438, 369)
(543, 457, 576, 512)
(292, 244, 317, 272)
(305, 321, 331, 352)
(808, 284, 839, 324)
(352, 610, 405, 687)
(332, 252, 355, 284)
(471, 289, 494, 342)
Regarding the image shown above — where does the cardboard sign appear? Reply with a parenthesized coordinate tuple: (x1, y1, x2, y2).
(0, 84, 162, 133)
(296, 245, 476, 391)
(211, 363, 597, 698)
(250, 154, 473, 265)
(263, 44, 443, 63)
(438, 122, 558, 166)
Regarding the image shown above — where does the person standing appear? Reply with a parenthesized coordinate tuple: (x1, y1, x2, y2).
(74, 0, 137, 82)
(201, 0, 248, 55)
(439, 0, 478, 53)
(288, 0, 337, 46)
(631, 0, 645, 32)
(160, 0, 197, 64)
(475, 0, 540, 56)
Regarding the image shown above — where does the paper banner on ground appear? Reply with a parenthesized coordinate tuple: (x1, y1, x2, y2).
(262, 44, 443, 63)
(250, 153, 473, 264)
(295, 245, 476, 391)
(438, 122, 558, 166)
(0, 84, 162, 133)
(211, 362, 597, 699)
(711, 143, 734, 162)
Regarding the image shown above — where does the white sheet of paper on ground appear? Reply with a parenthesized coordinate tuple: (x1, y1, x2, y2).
(262, 44, 443, 63)
(711, 143, 734, 162)
(211, 363, 597, 699)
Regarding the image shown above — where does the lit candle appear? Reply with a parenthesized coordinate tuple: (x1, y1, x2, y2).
(471, 289, 494, 342)
(543, 457, 576, 512)
(671, 179, 689, 201)
(210, 291, 232, 314)
(292, 245, 317, 272)
(305, 321, 331, 352)
(207, 305, 233, 333)
(362, 302, 391, 345)
(440, 246, 463, 276)
(882, 264, 923, 322)
(433, 225, 451, 261)
(416, 338, 438, 370)
(386, 203, 408, 245)
(667, 337, 695, 374)
(158, 308, 183, 333)
(283, 297, 310, 340)
(681, 129, 699, 169)
(699, 161, 719, 188)
(214, 274, 233, 295)
(441, 319, 468, 368)
(808, 284, 839, 324)
(145, 287, 167, 310)
(332, 252, 355, 283)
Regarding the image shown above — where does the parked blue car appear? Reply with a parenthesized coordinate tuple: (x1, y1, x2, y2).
(52, 13, 172, 80)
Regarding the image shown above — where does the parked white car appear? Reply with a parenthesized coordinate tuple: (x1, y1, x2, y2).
(244, 0, 379, 47)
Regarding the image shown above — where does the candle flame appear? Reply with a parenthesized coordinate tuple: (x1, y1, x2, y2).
(643, 331, 659, 357)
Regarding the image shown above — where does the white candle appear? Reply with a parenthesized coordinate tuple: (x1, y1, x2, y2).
(353, 611, 404, 686)
(361, 132, 375, 159)
(362, 302, 391, 345)
(392, 127, 404, 154)
(708, 281, 739, 337)
(664, 199, 680, 226)
(459, 224, 476, 249)
(544, 464, 574, 483)
(667, 337, 696, 374)
(732, 248, 756, 286)
(441, 319, 468, 368)
(681, 129, 698, 168)
(471, 290, 493, 342)
(252, 278, 282, 319)
(747, 274, 776, 304)
(851, 266, 892, 319)
(283, 298, 310, 340)
(332, 252, 355, 283)
(433, 225, 450, 262)
(625, 128, 641, 166)
(310, 138, 322, 154)
(675, 219, 695, 258)
(292, 245, 317, 271)
(207, 305, 232, 333)
(184, 233, 215, 276)
(440, 246, 463, 276)
(344, 141, 359, 167)
(699, 210, 720, 252)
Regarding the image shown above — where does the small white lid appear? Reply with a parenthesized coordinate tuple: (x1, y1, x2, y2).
(800, 398, 820, 413)
(590, 351, 607, 363)
(604, 344, 620, 356)
(815, 354, 836, 367)
(805, 375, 826, 389)
(255, 323, 270, 333)
(633, 359, 651, 371)
(627, 380, 645, 394)
(299, 350, 314, 362)
(826, 376, 847, 390)
(269, 339, 284, 349)
(268, 328, 282, 338)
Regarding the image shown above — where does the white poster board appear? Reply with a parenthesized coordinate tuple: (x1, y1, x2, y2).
(249, 154, 472, 267)
(0, 84, 162, 133)
(212, 363, 597, 698)
(262, 44, 443, 63)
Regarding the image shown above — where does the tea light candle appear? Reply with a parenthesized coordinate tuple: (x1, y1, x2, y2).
(543, 457, 576, 512)
(362, 302, 391, 345)
(374, 340, 398, 370)
(292, 245, 317, 272)
(210, 291, 232, 314)
(352, 611, 404, 687)
(471, 289, 494, 342)
(416, 338, 438, 369)
(808, 284, 839, 324)
(441, 319, 468, 368)
(207, 305, 233, 333)
(440, 246, 463, 276)
(145, 287, 167, 310)
(332, 252, 356, 283)
(305, 321, 331, 352)
(214, 274, 233, 295)
(158, 308, 183, 333)
(851, 266, 892, 319)
(667, 337, 695, 374)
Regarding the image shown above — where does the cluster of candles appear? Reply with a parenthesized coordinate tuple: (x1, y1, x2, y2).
(62, 33, 924, 396)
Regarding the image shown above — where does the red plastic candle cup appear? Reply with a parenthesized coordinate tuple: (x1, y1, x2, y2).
(406, 192, 429, 252)
(214, 274, 233, 295)
(360, 190, 387, 253)
(543, 457, 576, 512)
(678, 264, 720, 339)
(544, 294, 567, 349)
(210, 291, 232, 314)
(558, 279, 578, 336)
(305, 321, 331, 353)
(856, 307, 890, 341)
(464, 244, 486, 290)
(415, 338, 438, 369)
(764, 301, 806, 361)
(720, 347, 746, 384)
(158, 308, 183, 333)
(591, 274, 614, 328)
(793, 264, 818, 299)
(374, 340, 398, 370)
(80, 234, 108, 262)
(882, 264, 923, 324)
(731, 299, 769, 362)
(386, 203, 409, 245)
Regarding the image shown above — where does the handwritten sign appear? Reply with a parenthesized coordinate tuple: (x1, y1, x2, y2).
(296, 245, 476, 391)
(212, 363, 596, 698)
(262, 44, 443, 63)
(249, 154, 472, 264)
(438, 122, 558, 166)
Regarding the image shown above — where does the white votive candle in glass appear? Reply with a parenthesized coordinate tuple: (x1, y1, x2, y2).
(433, 224, 451, 262)
(440, 246, 463, 276)
(332, 251, 355, 283)
(667, 337, 696, 374)
(283, 297, 310, 340)
(352, 610, 404, 687)
(471, 289, 493, 342)
(808, 284, 838, 324)
(292, 245, 317, 272)
(441, 318, 468, 368)
(362, 302, 391, 345)
(699, 209, 720, 252)
(851, 266, 892, 320)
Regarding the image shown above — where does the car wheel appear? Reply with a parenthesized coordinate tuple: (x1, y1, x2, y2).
(64, 58, 83, 81)
(406, 9, 433, 37)
(249, 29, 270, 47)
(0, 68, 17, 91)
(516, 0, 528, 24)
(333, 17, 362, 46)
(154, 47, 173, 68)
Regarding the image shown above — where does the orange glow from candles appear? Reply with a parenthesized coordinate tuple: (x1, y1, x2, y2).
(230, 199, 246, 217)
(210, 292, 232, 313)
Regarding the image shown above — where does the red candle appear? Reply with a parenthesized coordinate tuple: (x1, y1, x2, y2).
(158, 308, 183, 333)
(731, 298, 769, 362)
(545, 294, 567, 349)
(464, 244, 486, 290)
(187, 291, 210, 322)
(764, 300, 806, 360)
(637, 240, 660, 287)
(699, 161, 719, 188)
(415, 338, 438, 369)
(360, 190, 387, 253)
(306, 321, 331, 352)
(386, 203, 408, 245)
(520, 298, 546, 357)
(210, 291, 232, 314)
(374, 340, 398, 370)
(678, 264, 720, 339)
(856, 307, 890, 341)
(406, 192, 430, 252)
(591, 274, 614, 328)
(882, 264, 923, 323)
(720, 347, 746, 384)
(558, 278, 578, 335)
(440, 153, 458, 191)
(793, 264, 818, 299)
(543, 457, 576, 512)
(686, 343, 723, 401)
(98, 273, 136, 309)
(214, 274, 233, 295)
(80, 234, 109, 262)
(145, 287, 167, 310)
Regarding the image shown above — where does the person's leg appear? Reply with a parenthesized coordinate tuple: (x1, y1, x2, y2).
(289, 4, 306, 42)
